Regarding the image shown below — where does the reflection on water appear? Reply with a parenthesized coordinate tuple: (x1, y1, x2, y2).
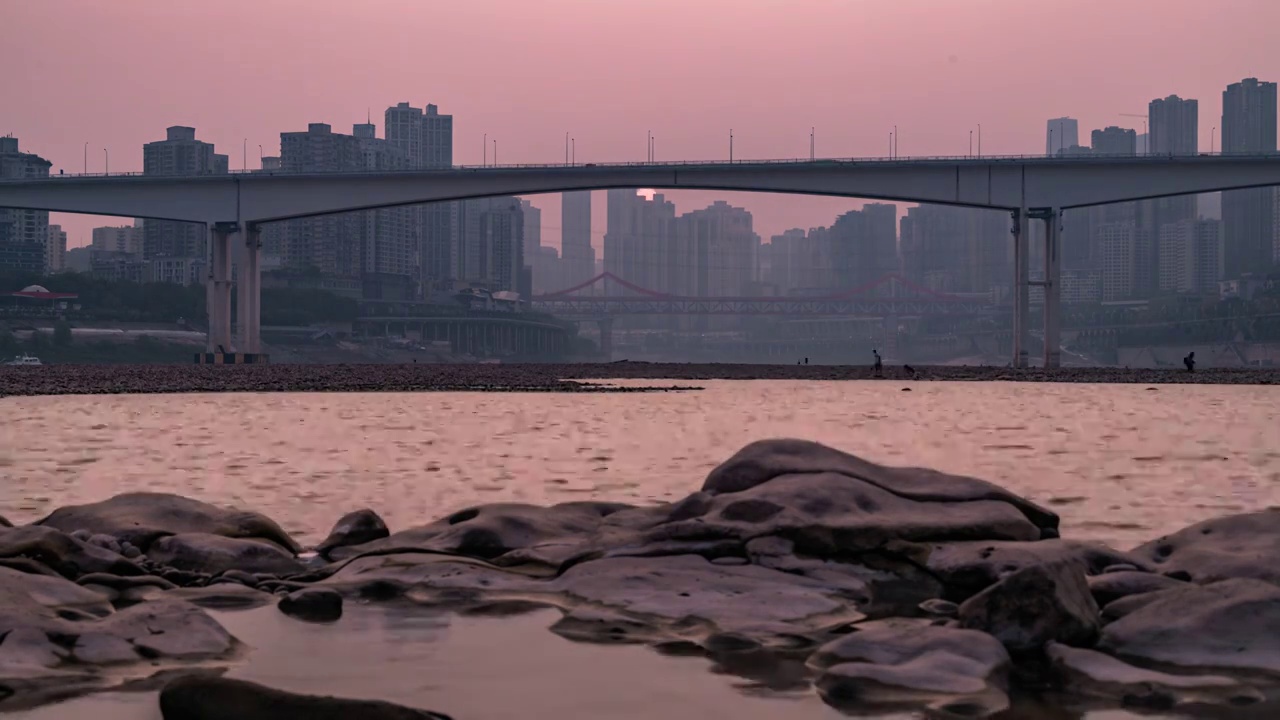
(3, 381, 1277, 548)
(1, 380, 1278, 719)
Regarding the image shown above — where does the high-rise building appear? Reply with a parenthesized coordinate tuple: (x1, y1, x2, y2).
(45, 225, 67, 274)
(900, 205, 1006, 294)
(519, 199, 542, 257)
(1098, 223, 1136, 301)
(1220, 77, 1277, 278)
(1046, 117, 1079, 155)
(674, 200, 758, 298)
(1091, 126, 1138, 155)
(0, 136, 52, 275)
(829, 204, 898, 290)
(605, 190, 678, 293)
(1158, 219, 1221, 294)
(457, 196, 524, 293)
(92, 223, 145, 255)
(384, 102, 454, 293)
(560, 191, 595, 287)
(141, 127, 228, 260)
(1144, 95, 1200, 295)
(278, 123, 367, 278)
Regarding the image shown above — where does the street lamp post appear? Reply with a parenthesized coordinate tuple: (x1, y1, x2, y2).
(729, 129, 734, 162)
(889, 132, 893, 158)
(1211, 127, 1217, 154)
(810, 127, 815, 160)
(977, 124, 982, 158)
(969, 130, 973, 157)
(103, 148, 108, 175)
(493, 139, 497, 166)
(571, 137, 575, 165)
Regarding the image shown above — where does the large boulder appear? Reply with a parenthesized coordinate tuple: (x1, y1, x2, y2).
(147, 533, 305, 577)
(277, 588, 343, 623)
(331, 501, 630, 562)
(927, 539, 1147, 603)
(158, 675, 452, 720)
(315, 509, 390, 559)
(0, 525, 144, 580)
(958, 559, 1100, 653)
(809, 620, 1012, 717)
(701, 439, 1058, 536)
(1087, 571, 1188, 608)
(1132, 510, 1280, 586)
(1097, 578, 1280, 677)
(319, 552, 541, 601)
(0, 567, 238, 708)
(550, 554, 862, 648)
(1047, 643, 1265, 710)
(35, 493, 300, 554)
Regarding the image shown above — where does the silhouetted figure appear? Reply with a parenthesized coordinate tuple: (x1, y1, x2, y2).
(872, 349, 883, 378)
(904, 363, 916, 379)
(1184, 351, 1196, 373)
(804, 357, 809, 365)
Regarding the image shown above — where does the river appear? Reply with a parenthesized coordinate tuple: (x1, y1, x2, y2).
(2, 380, 1278, 719)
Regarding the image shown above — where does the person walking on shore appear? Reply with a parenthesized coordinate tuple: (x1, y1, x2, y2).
(872, 349, 883, 378)
(1184, 351, 1196, 373)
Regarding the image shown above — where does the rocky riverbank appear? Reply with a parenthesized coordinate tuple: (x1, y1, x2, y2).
(1, 438, 1276, 719)
(1, 361, 1277, 397)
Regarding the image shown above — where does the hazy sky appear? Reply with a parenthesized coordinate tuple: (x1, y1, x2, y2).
(3, 0, 1279, 259)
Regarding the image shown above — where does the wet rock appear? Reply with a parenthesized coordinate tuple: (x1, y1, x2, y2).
(809, 621, 1011, 717)
(958, 559, 1100, 653)
(0, 628, 68, 669)
(71, 633, 140, 665)
(927, 539, 1146, 602)
(331, 501, 630, 562)
(1102, 563, 1140, 574)
(0, 525, 143, 579)
(35, 492, 300, 554)
(700, 438, 1058, 536)
(0, 566, 115, 617)
(1087, 571, 1186, 608)
(160, 568, 209, 587)
(1097, 578, 1280, 676)
(550, 555, 862, 646)
(1132, 509, 1280, 586)
(168, 583, 275, 610)
(214, 569, 261, 588)
(918, 598, 959, 618)
(86, 533, 122, 555)
(320, 552, 539, 600)
(1047, 643, 1265, 710)
(75, 572, 177, 592)
(119, 541, 141, 559)
(148, 533, 305, 576)
(315, 509, 390, 559)
(278, 588, 343, 623)
(158, 675, 453, 720)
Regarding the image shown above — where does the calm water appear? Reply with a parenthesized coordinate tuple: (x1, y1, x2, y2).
(2, 380, 1279, 719)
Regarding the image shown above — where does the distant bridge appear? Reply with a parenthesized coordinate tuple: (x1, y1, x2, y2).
(529, 272, 996, 317)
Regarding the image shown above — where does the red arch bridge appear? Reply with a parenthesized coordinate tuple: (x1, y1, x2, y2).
(529, 272, 997, 318)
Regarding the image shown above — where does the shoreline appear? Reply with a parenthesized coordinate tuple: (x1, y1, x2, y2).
(1, 361, 1278, 397)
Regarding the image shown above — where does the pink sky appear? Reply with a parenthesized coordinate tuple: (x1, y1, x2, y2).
(3, 0, 1279, 258)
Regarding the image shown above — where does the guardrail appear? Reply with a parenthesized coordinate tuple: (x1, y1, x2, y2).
(11, 150, 1280, 182)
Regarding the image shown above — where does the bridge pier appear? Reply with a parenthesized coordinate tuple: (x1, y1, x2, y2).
(236, 223, 262, 354)
(1041, 208, 1062, 369)
(206, 222, 235, 353)
(1011, 208, 1030, 368)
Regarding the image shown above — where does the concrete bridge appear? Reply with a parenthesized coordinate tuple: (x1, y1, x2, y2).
(3, 152, 1280, 368)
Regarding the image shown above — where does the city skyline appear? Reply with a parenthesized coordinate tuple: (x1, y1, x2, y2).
(4, 0, 1279, 246)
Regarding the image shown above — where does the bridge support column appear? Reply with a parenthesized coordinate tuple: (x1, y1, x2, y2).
(1011, 208, 1029, 368)
(597, 316, 614, 360)
(1041, 208, 1062, 369)
(236, 223, 262, 354)
(206, 223, 234, 353)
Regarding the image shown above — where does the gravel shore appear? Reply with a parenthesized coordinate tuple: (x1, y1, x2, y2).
(1, 361, 1277, 397)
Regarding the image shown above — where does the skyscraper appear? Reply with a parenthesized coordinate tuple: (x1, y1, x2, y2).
(1091, 126, 1138, 155)
(605, 190, 678, 293)
(45, 225, 67, 274)
(1045, 118, 1079, 155)
(278, 123, 369, 278)
(141, 127, 228, 260)
(0, 137, 51, 275)
(829, 204, 898, 290)
(1146, 94, 1200, 295)
(384, 102, 455, 293)
(560, 191, 595, 287)
(1220, 77, 1277, 278)
(457, 196, 523, 292)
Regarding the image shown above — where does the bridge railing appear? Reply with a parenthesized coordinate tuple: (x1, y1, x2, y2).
(15, 150, 1280, 181)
